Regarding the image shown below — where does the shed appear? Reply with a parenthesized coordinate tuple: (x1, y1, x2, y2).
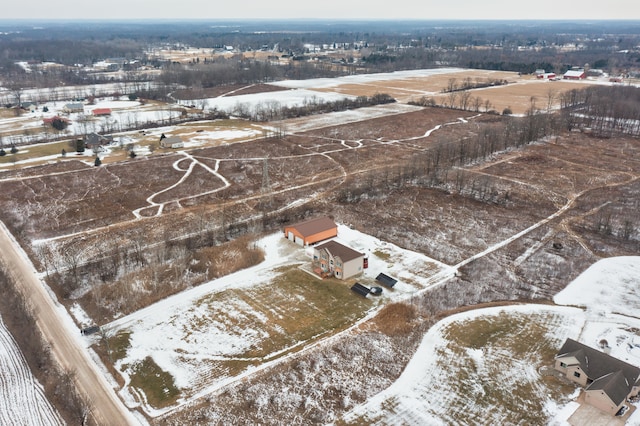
(160, 136, 184, 149)
(63, 102, 84, 113)
(283, 216, 337, 246)
(92, 108, 112, 116)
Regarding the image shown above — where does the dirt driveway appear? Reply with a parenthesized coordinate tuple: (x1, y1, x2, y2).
(0, 222, 138, 425)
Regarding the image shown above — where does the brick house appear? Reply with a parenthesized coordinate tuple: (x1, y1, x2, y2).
(554, 338, 640, 415)
(313, 240, 364, 280)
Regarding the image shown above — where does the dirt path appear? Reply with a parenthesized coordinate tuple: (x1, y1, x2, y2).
(0, 222, 139, 425)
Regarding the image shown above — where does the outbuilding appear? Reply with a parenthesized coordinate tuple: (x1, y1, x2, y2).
(283, 216, 337, 246)
(563, 69, 586, 80)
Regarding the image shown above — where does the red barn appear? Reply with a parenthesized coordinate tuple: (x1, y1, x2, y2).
(92, 108, 112, 116)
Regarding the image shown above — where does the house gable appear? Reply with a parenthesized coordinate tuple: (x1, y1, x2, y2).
(313, 240, 364, 280)
(554, 338, 640, 415)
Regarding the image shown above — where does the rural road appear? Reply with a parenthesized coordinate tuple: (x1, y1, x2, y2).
(0, 222, 138, 426)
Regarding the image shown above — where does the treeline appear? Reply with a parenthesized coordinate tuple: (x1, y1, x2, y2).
(157, 56, 350, 89)
(232, 93, 395, 122)
(0, 39, 145, 66)
(561, 85, 640, 137)
(0, 265, 92, 425)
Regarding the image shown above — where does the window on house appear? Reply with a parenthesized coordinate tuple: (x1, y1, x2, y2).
(573, 372, 581, 378)
(560, 362, 567, 368)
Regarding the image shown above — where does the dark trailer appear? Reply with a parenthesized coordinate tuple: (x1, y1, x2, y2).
(351, 282, 371, 297)
(375, 273, 397, 288)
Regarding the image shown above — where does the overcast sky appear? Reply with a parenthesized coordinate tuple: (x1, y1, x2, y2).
(3, 0, 640, 20)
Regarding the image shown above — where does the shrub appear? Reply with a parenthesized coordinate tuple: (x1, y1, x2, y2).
(51, 117, 69, 131)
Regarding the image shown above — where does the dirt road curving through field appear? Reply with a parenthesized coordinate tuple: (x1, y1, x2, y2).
(0, 221, 138, 426)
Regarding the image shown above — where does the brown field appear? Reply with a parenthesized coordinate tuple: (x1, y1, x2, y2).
(312, 70, 599, 114)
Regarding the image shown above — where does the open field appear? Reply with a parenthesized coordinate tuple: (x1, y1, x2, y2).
(342, 305, 582, 425)
(0, 316, 63, 426)
(0, 68, 638, 423)
(285, 68, 604, 114)
(341, 257, 640, 425)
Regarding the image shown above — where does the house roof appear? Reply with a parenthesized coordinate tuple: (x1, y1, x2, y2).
(315, 240, 363, 262)
(92, 108, 112, 115)
(64, 102, 84, 109)
(162, 136, 183, 144)
(557, 338, 640, 403)
(588, 371, 631, 406)
(287, 216, 336, 237)
(564, 69, 585, 78)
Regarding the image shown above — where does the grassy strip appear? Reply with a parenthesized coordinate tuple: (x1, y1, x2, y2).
(130, 356, 180, 409)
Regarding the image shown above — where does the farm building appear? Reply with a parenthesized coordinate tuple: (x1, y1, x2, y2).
(92, 108, 112, 116)
(554, 338, 640, 415)
(313, 240, 364, 280)
(160, 135, 184, 149)
(563, 69, 586, 80)
(537, 72, 556, 80)
(283, 216, 337, 246)
(63, 102, 84, 113)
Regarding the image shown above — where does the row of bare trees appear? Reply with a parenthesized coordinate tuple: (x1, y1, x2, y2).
(233, 93, 395, 122)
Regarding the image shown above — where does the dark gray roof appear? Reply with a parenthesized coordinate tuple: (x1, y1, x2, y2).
(557, 338, 640, 404)
(315, 240, 363, 262)
(588, 371, 631, 406)
(351, 283, 370, 297)
(376, 273, 397, 288)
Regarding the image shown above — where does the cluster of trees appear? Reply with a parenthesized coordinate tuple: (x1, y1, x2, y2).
(232, 93, 395, 122)
(337, 111, 560, 206)
(561, 85, 640, 137)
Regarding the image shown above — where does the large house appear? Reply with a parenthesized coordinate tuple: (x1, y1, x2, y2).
(313, 240, 364, 280)
(283, 216, 337, 246)
(84, 133, 114, 150)
(554, 338, 640, 415)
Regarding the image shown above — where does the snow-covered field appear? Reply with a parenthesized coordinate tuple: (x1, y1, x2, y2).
(104, 225, 451, 416)
(271, 68, 469, 90)
(342, 256, 640, 425)
(0, 316, 63, 426)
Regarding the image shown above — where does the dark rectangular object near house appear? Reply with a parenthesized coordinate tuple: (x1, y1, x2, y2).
(375, 273, 397, 288)
(351, 282, 370, 297)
